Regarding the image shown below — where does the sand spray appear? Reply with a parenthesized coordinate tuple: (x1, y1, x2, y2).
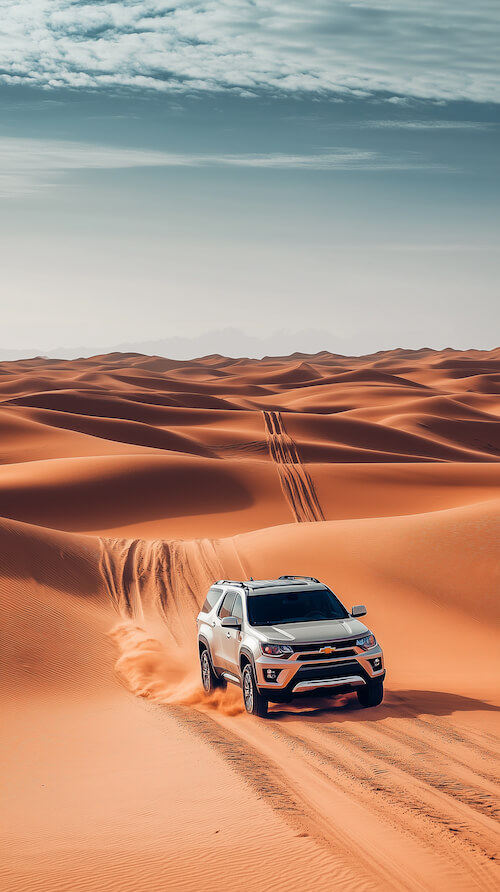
(101, 537, 245, 716)
(109, 620, 244, 715)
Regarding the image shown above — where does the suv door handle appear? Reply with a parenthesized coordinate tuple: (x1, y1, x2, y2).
(226, 631, 231, 638)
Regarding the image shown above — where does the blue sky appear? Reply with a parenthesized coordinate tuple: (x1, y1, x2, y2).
(0, 1, 499, 356)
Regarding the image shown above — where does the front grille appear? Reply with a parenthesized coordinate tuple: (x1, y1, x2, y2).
(296, 661, 361, 682)
(291, 638, 356, 653)
(298, 649, 356, 661)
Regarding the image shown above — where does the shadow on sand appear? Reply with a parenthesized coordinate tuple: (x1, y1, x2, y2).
(267, 689, 500, 724)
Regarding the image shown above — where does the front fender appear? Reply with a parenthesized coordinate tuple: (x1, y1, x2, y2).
(239, 645, 256, 677)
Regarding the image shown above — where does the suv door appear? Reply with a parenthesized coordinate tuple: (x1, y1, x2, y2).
(219, 592, 243, 675)
(212, 590, 236, 671)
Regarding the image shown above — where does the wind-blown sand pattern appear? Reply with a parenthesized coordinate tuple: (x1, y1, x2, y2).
(1, 348, 499, 891)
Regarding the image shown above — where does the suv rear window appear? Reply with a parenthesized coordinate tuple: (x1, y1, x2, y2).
(247, 588, 348, 626)
(200, 586, 222, 613)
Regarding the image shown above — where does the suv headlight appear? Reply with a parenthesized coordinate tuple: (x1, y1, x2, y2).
(261, 643, 293, 657)
(356, 633, 376, 650)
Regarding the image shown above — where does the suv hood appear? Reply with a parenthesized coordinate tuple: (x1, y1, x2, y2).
(253, 617, 369, 644)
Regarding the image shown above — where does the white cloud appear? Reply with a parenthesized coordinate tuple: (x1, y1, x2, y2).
(0, 136, 451, 195)
(363, 120, 494, 130)
(0, 1, 498, 102)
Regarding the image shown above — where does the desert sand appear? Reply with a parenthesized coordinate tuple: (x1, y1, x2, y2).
(1, 348, 499, 891)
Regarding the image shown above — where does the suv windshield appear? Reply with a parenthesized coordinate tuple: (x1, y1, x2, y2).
(247, 588, 349, 626)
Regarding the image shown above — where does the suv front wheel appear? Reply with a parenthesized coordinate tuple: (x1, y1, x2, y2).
(200, 648, 223, 695)
(357, 679, 384, 708)
(242, 664, 268, 717)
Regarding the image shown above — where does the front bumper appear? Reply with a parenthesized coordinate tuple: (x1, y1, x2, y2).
(255, 644, 385, 701)
(293, 673, 366, 693)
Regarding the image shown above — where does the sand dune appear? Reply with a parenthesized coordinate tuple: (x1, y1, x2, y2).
(1, 348, 499, 892)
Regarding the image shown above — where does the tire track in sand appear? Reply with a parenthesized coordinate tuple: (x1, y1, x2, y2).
(263, 410, 324, 522)
(99, 536, 225, 644)
(167, 702, 500, 892)
(164, 704, 381, 892)
(286, 717, 500, 862)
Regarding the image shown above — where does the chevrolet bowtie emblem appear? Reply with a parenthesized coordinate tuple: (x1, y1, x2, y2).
(320, 646, 334, 654)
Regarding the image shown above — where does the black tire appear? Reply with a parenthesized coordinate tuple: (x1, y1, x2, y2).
(242, 664, 268, 717)
(357, 680, 384, 708)
(200, 648, 222, 694)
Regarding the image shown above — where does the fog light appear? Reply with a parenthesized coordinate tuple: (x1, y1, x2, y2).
(265, 668, 279, 682)
(370, 657, 382, 670)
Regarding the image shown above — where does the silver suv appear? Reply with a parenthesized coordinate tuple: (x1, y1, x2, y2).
(197, 576, 385, 716)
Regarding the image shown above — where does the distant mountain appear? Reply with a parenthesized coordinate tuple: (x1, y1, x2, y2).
(1, 326, 484, 363)
(0, 328, 360, 362)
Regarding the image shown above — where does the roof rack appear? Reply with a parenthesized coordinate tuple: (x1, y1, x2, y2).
(278, 575, 320, 583)
(215, 579, 245, 586)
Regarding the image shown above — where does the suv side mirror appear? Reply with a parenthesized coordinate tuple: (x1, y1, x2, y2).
(351, 605, 367, 617)
(221, 616, 241, 630)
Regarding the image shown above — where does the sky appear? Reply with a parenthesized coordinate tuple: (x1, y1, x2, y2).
(0, 0, 499, 358)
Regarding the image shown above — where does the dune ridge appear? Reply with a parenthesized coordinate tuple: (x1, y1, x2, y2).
(1, 348, 500, 892)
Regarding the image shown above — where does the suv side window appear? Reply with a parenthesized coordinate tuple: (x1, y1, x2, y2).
(218, 591, 236, 619)
(232, 594, 243, 624)
(201, 586, 222, 613)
